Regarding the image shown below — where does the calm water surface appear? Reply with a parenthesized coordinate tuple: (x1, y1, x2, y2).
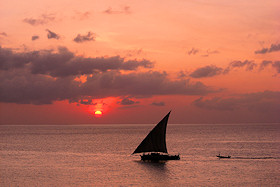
(1, 124, 279, 186)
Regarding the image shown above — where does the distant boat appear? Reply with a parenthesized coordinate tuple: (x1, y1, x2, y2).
(217, 154, 231, 158)
(132, 111, 180, 161)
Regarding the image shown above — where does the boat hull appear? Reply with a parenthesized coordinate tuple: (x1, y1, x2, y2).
(217, 155, 231, 158)
(141, 153, 180, 161)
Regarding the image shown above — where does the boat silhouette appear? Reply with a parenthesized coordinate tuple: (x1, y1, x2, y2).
(132, 111, 180, 161)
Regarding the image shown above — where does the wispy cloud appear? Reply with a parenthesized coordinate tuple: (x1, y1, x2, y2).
(225, 60, 257, 72)
(73, 32, 95, 43)
(117, 97, 139, 105)
(46, 29, 60, 39)
(189, 65, 223, 78)
(201, 50, 219, 57)
(31, 35, 39, 41)
(0, 32, 7, 37)
(103, 6, 131, 14)
(255, 43, 280, 54)
(151, 101, 165, 106)
(23, 14, 56, 26)
(73, 11, 91, 20)
(187, 48, 199, 55)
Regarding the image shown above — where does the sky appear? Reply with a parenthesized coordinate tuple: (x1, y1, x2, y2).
(0, 0, 279, 124)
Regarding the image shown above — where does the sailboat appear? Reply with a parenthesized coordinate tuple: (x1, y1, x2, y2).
(132, 111, 180, 161)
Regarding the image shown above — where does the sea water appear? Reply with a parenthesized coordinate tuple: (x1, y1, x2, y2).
(0, 124, 279, 186)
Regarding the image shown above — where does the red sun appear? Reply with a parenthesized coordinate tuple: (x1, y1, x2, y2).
(94, 110, 103, 117)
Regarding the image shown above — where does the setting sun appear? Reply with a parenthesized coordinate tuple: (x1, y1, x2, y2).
(94, 110, 103, 117)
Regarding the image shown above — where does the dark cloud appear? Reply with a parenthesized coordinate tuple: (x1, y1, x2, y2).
(151, 102, 165, 106)
(73, 32, 95, 43)
(32, 35, 39, 41)
(0, 69, 217, 105)
(189, 65, 223, 78)
(187, 48, 199, 55)
(46, 29, 60, 39)
(272, 61, 280, 73)
(192, 91, 280, 113)
(190, 59, 279, 79)
(0, 46, 219, 105)
(117, 97, 139, 105)
(81, 71, 217, 98)
(104, 6, 131, 14)
(228, 60, 257, 71)
(255, 43, 280, 54)
(0, 69, 80, 105)
(23, 14, 55, 26)
(0, 46, 153, 77)
(259, 60, 272, 71)
(223, 60, 257, 74)
(259, 60, 280, 73)
(0, 46, 34, 70)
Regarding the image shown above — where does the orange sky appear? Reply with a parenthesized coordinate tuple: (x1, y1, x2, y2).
(0, 0, 279, 124)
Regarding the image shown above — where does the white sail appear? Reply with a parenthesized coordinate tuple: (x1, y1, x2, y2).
(132, 111, 170, 154)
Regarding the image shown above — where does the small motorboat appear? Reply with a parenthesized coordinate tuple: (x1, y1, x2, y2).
(217, 154, 231, 158)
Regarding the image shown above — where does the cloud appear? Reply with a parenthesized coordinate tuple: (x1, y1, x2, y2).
(0, 46, 219, 105)
(0, 46, 154, 77)
(23, 14, 55, 26)
(201, 50, 219, 57)
(82, 71, 218, 98)
(259, 60, 272, 69)
(192, 91, 280, 113)
(0, 46, 34, 70)
(46, 29, 60, 39)
(255, 43, 280, 54)
(259, 60, 280, 73)
(73, 32, 95, 43)
(0, 32, 7, 37)
(104, 6, 131, 14)
(189, 65, 223, 78)
(117, 97, 139, 105)
(0, 53, 217, 104)
(0, 69, 80, 105)
(32, 35, 39, 41)
(227, 60, 257, 71)
(187, 48, 199, 55)
(74, 11, 91, 20)
(272, 61, 280, 73)
(0, 70, 217, 104)
(189, 59, 279, 79)
(151, 102, 165, 106)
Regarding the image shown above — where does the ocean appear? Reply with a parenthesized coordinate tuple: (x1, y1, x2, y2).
(0, 124, 279, 186)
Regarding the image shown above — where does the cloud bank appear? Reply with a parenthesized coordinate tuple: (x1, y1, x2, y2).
(0, 46, 217, 105)
(0, 46, 154, 77)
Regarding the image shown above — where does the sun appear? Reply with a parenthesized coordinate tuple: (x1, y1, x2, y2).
(94, 110, 103, 117)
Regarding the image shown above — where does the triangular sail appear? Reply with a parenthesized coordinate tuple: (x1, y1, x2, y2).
(132, 111, 170, 154)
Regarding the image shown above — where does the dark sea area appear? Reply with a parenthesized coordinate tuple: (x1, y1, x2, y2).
(1, 124, 279, 186)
